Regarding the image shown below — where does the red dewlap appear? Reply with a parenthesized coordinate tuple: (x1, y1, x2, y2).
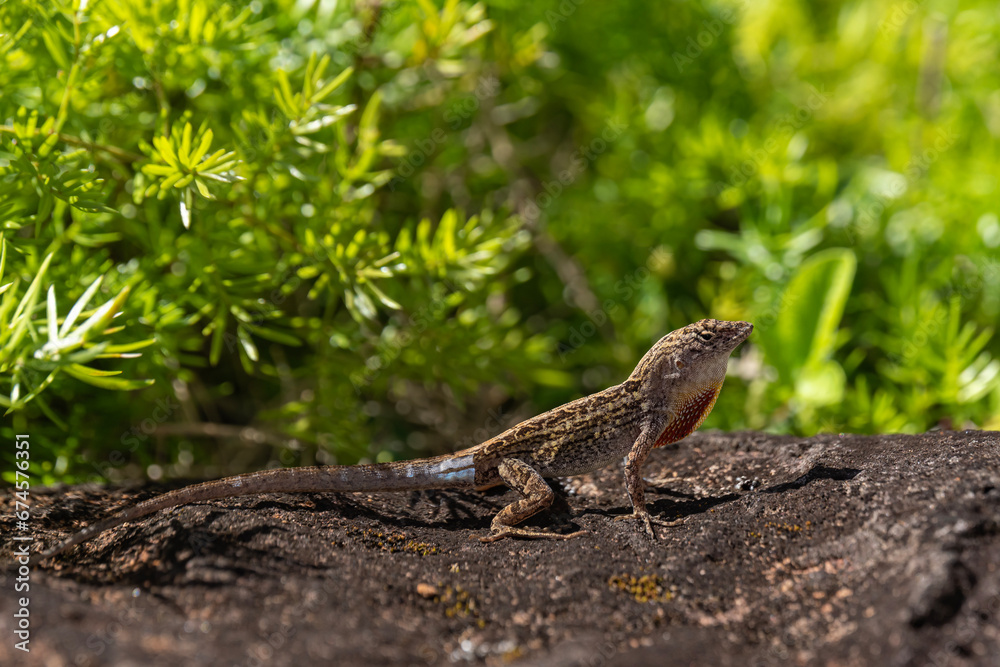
(654, 382, 722, 448)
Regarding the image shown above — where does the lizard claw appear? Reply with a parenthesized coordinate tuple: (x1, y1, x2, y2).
(614, 510, 684, 539)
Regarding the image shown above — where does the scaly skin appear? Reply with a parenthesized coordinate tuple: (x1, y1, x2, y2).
(19, 318, 751, 566)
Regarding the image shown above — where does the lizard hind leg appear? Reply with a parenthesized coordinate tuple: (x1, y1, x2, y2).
(477, 458, 588, 543)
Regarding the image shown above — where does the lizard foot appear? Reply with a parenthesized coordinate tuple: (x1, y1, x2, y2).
(614, 510, 684, 539)
(475, 527, 589, 543)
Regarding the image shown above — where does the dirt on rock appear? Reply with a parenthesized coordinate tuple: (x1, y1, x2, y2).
(1, 430, 999, 667)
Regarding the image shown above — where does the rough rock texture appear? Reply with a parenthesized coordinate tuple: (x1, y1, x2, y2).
(1, 430, 998, 667)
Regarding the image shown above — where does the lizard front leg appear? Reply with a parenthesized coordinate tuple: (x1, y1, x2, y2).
(477, 458, 588, 543)
(614, 420, 684, 538)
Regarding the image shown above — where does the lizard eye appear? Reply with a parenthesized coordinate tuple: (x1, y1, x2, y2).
(698, 331, 715, 341)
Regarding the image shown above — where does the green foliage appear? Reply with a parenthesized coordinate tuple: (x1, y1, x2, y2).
(138, 120, 241, 228)
(754, 248, 856, 416)
(0, 246, 154, 421)
(523, 0, 1000, 436)
(0, 0, 997, 484)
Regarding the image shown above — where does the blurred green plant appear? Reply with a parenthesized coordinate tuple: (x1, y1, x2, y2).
(1, 0, 998, 486)
(752, 248, 857, 425)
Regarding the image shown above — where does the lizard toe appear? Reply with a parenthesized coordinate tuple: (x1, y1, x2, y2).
(477, 527, 588, 543)
(614, 511, 683, 538)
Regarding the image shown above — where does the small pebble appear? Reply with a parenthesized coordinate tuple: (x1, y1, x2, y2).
(416, 583, 438, 598)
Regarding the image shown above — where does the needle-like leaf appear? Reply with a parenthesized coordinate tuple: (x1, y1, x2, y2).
(46, 285, 58, 345)
(59, 275, 103, 337)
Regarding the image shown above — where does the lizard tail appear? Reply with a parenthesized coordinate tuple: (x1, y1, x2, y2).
(23, 454, 477, 567)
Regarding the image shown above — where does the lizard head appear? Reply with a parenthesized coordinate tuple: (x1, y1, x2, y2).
(629, 319, 752, 443)
(632, 319, 753, 384)
(668, 318, 753, 377)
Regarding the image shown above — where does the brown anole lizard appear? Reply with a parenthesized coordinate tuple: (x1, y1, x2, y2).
(22, 318, 751, 564)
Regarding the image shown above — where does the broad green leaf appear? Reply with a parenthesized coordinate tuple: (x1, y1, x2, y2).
(764, 248, 856, 381)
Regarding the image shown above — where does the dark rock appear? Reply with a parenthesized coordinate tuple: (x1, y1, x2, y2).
(2, 430, 999, 666)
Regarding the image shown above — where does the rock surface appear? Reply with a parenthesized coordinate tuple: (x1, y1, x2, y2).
(1, 430, 999, 666)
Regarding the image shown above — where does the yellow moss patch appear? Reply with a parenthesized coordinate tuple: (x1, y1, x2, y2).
(344, 526, 440, 555)
(749, 520, 814, 538)
(608, 573, 673, 603)
(430, 583, 484, 627)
